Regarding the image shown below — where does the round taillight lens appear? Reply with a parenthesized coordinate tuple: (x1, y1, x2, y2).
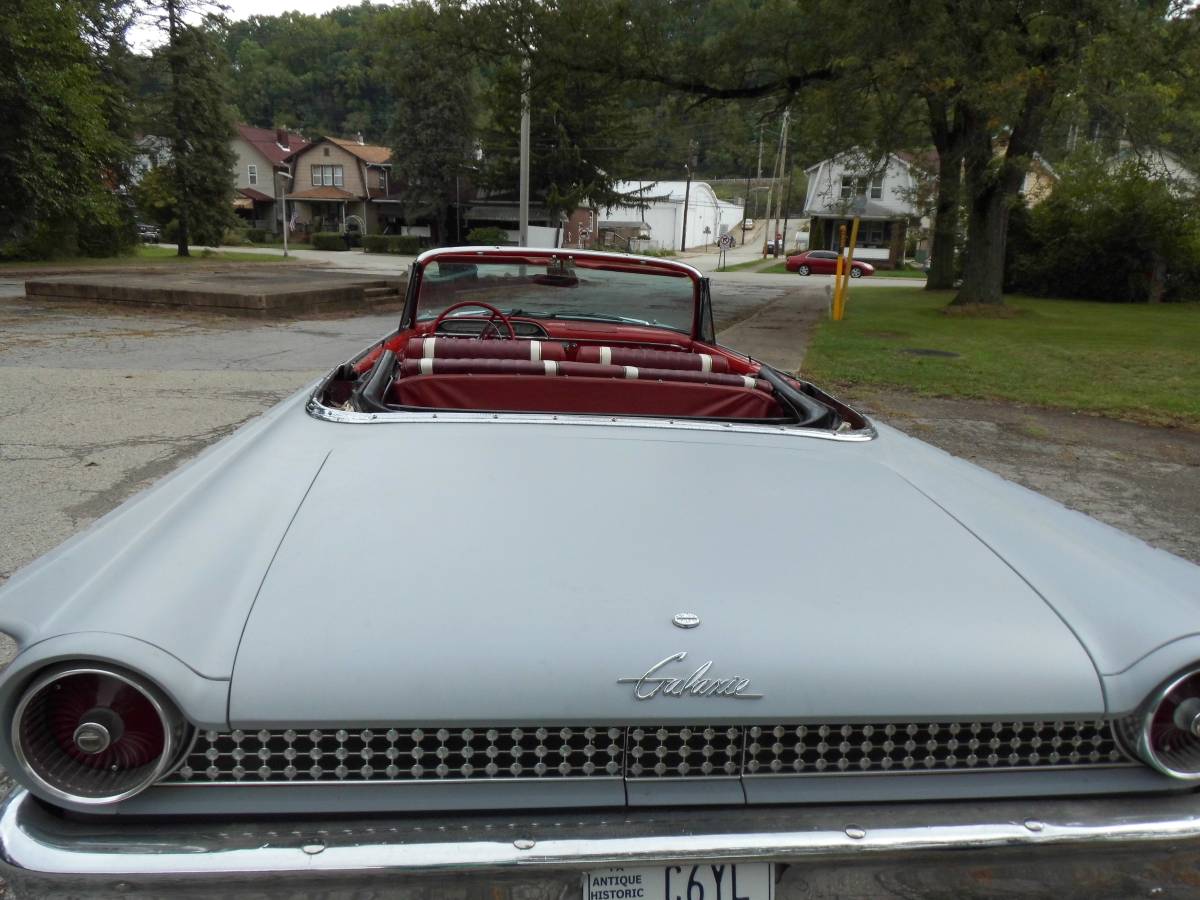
(1133, 669, 1200, 779)
(13, 665, 185, 804)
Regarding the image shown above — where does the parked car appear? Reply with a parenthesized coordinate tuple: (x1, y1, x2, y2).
(1, 247, 1199, 897)
(743, 218, 755, 229)
(136, 223, 160, 243)
(786, 248, 876, 277)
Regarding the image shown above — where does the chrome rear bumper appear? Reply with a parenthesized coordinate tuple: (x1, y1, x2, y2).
(2, 787, 1200, 898)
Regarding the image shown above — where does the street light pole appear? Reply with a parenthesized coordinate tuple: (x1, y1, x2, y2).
(518, 54, 531, 246)
(279, 166, 293, 258)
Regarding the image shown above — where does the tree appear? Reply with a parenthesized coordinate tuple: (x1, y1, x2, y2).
(381, 3, 478, 241)
(0, 0, 132, 257)
(558, 0, 1195, 305)
(153, 4, 237, 253)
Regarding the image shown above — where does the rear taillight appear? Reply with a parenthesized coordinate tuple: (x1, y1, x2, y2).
(1126, 668, 1200, 779)
(13, 665, 186, 804)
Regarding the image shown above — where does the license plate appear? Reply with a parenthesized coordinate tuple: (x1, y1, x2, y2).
(584, 863, 773, 900)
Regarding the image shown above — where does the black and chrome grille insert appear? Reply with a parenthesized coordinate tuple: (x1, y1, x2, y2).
(166, 720, 1135, 784)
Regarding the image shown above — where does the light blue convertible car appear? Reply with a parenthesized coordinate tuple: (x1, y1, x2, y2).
(0, 248, 1198, 898)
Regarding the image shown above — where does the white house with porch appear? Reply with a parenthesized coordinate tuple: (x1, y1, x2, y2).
(802, 151, 920, 268)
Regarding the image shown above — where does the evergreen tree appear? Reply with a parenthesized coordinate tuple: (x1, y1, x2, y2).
(0, 0, 132, 257)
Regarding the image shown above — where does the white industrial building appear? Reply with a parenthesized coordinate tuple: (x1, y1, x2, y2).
(600, 181, 745, 252)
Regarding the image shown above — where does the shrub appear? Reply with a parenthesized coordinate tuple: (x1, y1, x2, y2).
(363, 234, 424, 254)
(466, 226, 508, 245)
(223, 228, 248, 246)
(311, 231, 348, 251)
(246, 228, 268, 243)
(362, 234, 391, 254)
(1008, 151, 1200, 302)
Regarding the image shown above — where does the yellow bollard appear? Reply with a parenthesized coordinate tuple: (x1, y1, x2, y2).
(833, 225, 847, 319)
(834, 217, 862, 321)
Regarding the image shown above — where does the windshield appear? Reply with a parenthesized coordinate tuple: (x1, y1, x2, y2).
(414, 257, 696, 334)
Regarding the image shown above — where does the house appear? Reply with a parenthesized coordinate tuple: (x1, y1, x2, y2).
(131, 135, 171, 184)
(802, 151, 920, 268)
(231, 124, 310, 234)
(283, 135, 396, 237)
(600, 181, 743, 252)
(1020, 153, 1059, 206)
(1113, 142, 1197, 194)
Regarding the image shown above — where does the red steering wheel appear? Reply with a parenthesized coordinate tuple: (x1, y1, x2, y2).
(430, 301, 516, 340)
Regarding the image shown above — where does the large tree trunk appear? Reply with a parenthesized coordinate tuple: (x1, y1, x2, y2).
(952, 81, 1054, 307)
(954, 173, 1010, 305)
(924, 97, 965, 291)
(926, 149, 962, 290)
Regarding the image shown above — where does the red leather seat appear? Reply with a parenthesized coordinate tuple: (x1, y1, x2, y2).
(404, 336, 566, 361)
(575, 346, 729, 372)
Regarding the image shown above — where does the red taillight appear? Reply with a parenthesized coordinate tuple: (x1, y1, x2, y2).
(1131, 669, 1200, 779)
(13, 665, 184, 804)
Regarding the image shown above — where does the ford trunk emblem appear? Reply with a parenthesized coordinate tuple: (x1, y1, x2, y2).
(672, 612, 701, 629)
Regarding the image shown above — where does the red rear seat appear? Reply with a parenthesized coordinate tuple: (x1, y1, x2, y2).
(575, 346, 728, 372)
(404, 336, 565, 361)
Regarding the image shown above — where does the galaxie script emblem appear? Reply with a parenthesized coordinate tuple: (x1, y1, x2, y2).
(618, 651, 763, 700)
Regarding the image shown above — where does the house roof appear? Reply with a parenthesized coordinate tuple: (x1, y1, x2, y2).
(237, 187, 274, 203)
(287, 186, 358, 201)
(235, 124, 309, 166)
(327, 136, 392, 165)
(612, 180, 717, 204)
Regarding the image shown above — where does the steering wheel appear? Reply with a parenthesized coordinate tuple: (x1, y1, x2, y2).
(430, 301, 516, 340)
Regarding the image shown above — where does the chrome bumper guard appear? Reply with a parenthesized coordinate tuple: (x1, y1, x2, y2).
(3, 787, 1200, 897)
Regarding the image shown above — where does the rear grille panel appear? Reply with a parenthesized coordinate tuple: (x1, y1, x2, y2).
(165, 720, 1135, 785)
(744, 721, 1128, 776)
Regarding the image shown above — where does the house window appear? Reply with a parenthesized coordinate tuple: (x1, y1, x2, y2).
(310, 164, 344, 187)
(247, 164, 257, 186)
(378, 171, 386, 190)
(869, 175, 883, 199)
(323, 147, 330, 157)
(840, 175, 854, 199)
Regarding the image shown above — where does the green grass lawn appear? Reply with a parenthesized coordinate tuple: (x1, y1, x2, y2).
(721, 258, 790, 273)
(0, 245, 292, 270)
(803, 286, 1200, 428)
(872, 267, 927, 279)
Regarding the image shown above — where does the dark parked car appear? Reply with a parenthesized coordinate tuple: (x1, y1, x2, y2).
(785, 249, 875, 278)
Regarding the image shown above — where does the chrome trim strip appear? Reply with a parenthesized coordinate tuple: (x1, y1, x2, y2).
(3, 788, 1200, 880)
(413, 245, 706, 280)
(305, 395, 879, 442)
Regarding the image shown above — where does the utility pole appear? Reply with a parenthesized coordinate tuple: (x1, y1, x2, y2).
(742, 171, 751, 245)
(518, 54, 530, 246)
(781, 156, 795, 256)
(770, 109, 790, 256)
(761, 111, 787, 257)
(756, 125, 764, 180)
(679, 141, 697, 252)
